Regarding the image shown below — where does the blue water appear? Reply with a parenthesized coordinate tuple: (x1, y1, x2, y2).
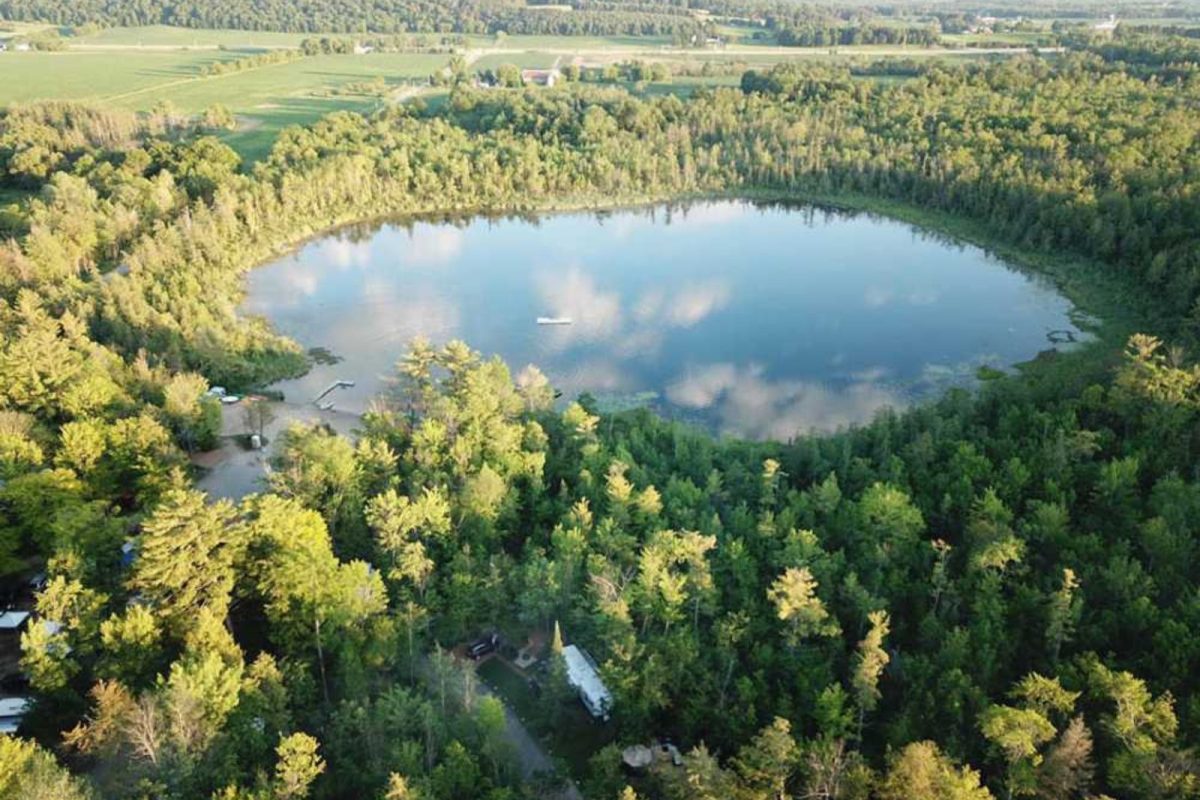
(243, 201, 1085, 438)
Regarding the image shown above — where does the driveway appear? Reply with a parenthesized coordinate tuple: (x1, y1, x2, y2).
(477, 681, 583, 800)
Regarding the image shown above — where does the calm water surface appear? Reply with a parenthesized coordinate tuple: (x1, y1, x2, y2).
(244, 201, 1086, 438)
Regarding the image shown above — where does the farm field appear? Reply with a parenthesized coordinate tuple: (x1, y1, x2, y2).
(0, 51, 234, 104)
(68, 24, 314, 49)
(472, 51, 563, 71)
(0, 49, 450, 161)
(0, 24, 1050, 163)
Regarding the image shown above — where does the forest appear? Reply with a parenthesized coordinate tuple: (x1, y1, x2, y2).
(0, 0, 706, 36)
(1, 19, 1200, 800)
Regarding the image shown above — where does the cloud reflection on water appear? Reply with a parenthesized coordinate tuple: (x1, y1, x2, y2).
(667, 362, 907, 439)
(244, 201, 1085, 435)
(402, 226, 465, 267)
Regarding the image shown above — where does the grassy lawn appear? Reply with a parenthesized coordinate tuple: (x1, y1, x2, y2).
(477, 657, 615, 778)
(220, 96, 383, 163)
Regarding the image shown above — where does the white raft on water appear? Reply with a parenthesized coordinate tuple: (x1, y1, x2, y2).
(536, 316, 573, 325)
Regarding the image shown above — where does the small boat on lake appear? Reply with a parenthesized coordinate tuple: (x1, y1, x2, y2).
(537, 316, 573, 325)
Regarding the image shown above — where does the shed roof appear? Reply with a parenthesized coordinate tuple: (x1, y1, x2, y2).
(0, 611, 30, 630)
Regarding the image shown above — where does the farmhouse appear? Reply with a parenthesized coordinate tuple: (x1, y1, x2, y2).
(562, 644, 613, 721)
(521, 68, 561, 87)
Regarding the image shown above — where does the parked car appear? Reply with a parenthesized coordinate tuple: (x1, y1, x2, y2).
(467, 633, 499, 660)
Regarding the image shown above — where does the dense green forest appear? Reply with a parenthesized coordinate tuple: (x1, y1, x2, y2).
(2, 29, 1200, 800)
(0, 0, 707, 36)
(3, 0, 1197, 39)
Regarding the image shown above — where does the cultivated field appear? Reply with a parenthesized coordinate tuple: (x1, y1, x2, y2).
(68, 24, 313, 49)
(0, 48, 449, 162)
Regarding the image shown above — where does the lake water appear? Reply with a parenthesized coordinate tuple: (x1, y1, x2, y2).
(243, 201, 1086, 439)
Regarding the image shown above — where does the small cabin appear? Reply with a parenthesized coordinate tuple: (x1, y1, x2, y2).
(562, 644, 613, 721)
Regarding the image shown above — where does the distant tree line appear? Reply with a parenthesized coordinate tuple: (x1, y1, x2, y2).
(199, 48, 305, 77)
(0, 0, 707, 36)
(776, 23, 940, 48)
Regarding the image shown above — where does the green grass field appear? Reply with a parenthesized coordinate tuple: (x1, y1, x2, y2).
(69, 24, 313, 49)
(0, 51, 233, 103)
(472, 52, 562, 71)
(941, 31, 1053, 46)
(0, 49, 450, 162)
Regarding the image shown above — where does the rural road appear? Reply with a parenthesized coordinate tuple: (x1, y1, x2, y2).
(461, 43, 1061, 63)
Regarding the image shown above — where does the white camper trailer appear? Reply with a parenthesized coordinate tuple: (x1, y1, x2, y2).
(562, 644, 613, 721)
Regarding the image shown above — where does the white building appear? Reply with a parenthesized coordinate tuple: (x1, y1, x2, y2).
(520, 68, 560, 87)
(0, 697, 31, 735)
(0, 611, 30, 633)
(562, 644, 612, 721)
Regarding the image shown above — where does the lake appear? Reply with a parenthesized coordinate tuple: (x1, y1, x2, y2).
(243, 201, 1087, 439)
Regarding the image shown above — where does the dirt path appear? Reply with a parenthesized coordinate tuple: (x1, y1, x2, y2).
(476, 682, 583, 800)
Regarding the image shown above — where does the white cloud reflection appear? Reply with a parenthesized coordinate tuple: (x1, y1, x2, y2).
(667, 362, 906, 439)
(539, 266, 730, 349)
(536, 265, 623, 346)
(637, 281, 731, 328)
(322, 238, 373, 270)
(402, 226, 465, 267)
(354, 278, 460, 348)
